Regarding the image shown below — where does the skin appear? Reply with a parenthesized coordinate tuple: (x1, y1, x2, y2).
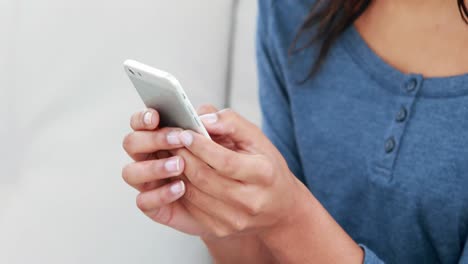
(123, 106, 362, 263)
(122, 1, 468, 263)
(355, 0, 468, 77)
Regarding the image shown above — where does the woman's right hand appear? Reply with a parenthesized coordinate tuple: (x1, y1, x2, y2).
(121, 108, 208, 236)
(122, 107, 278, 263)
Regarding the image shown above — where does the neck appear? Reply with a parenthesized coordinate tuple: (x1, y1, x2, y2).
(354, 0, 468, 77)
(378, 0, 467, 27)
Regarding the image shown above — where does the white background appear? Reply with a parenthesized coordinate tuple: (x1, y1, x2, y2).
(0, 0, 259, 263)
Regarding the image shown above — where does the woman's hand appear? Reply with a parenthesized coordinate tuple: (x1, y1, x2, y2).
(169, 107, 362, 263)
(168, 107, 312, 240)
(121, 105, 307, 238)
(122, 106, 280, 263)
(122, 108, 212, 236)
(122, 106, 363, 263)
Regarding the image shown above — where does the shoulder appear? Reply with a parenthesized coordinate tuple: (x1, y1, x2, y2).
(257, 0, 317, 69)
(258, 0, 315, 41)
(256, 0, 318, 85)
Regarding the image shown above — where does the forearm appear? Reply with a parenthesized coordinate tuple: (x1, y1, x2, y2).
(259, 184, 364, 263)
(203, 235, 278, 264)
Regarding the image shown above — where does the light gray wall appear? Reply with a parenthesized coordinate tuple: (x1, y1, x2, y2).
(0, 0, 20, 213)
(0, 0, 261, 263)
(230, 0, 260, 125)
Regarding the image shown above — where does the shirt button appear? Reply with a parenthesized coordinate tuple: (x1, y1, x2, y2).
(396, 107, 408, 123)
(405, 79, 417, 93)
(385, 137, 396, 153)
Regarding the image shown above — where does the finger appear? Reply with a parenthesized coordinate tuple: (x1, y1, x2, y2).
(136, 180, 185, 212)
(128, 151, 178, 192)
(137, 173, 188, 193)
(199, 109, 266, 150)
(176, 148, 268, 215)
(143, 204, 174, 227)
(130, 109, 160, 131)
(137, 181, 166, 192)
(180, 198, 224, 238)
(122, 156, 184, 188)
(155, 150, 171, 159)
(196, 104, 219, 115)
(182, 182, 250, 237)
(177, 130, 261, 182)
(133, 150, 174, 191)
(143, 201, 201, 236)
(123, 127, 183, 161)
(173, 148, 244, 202)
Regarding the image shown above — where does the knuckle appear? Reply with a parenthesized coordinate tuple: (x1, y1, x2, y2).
(231, 215, 248, 232)
(151, 159, 163, 174)
(121, 164, 132, 184)
(258, 158, 275, 186)
(213, 225, 231, 239)
(150, 206, 171, 225)
(151, 131, 162, 147)
(148, 208, 162, 221)
(122, 133, 134, 153)
(246, 198, 264, 216)
(136, 194, 147, 211)
(190, 167, 209, 186)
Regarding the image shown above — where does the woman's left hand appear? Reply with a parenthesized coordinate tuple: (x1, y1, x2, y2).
(166, 107, 312, 240)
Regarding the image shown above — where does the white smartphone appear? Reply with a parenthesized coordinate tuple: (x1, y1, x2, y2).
(124, 59, 210, 138)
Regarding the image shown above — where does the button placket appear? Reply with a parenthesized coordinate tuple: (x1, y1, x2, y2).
(384, 137, 396, 153)
(371, 75, 423, 180)
(395, 107, 408, 123)
(405, 78, 418, 93)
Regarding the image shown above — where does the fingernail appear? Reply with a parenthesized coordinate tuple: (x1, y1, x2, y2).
(180, 131, 193, 146)
(143, 111, 153, 126)
(164, 157, 180, 172)
(200, 113, 218, 124)
(170, 181, 185, 195)
(167, 131, 181, 145)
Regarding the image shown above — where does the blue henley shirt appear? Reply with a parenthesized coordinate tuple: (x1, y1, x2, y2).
(257, 1, 468, 263)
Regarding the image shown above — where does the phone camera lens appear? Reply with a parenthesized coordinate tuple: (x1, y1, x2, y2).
(129, 69, 135, 75)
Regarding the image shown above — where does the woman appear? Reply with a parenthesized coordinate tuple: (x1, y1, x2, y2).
(122, 0, 468, 263)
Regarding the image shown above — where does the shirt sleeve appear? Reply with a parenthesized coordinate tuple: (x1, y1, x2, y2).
(458, 238, 468, 263)
(257, 1, 386, 263)
(360, 244, 385, 263)
(256, 0, 306, 185)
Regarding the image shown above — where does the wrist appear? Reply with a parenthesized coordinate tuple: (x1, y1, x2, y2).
(258, 180, 364, 263)
(202, 235, 277, 264)
(259, 180, 317, 244)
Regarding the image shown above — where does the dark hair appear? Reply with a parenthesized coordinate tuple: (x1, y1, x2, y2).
(290, 0, 468, 80)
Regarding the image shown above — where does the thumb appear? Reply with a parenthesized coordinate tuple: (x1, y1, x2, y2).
(199, 109, 266, 150)
(196, 104, 219, 115)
